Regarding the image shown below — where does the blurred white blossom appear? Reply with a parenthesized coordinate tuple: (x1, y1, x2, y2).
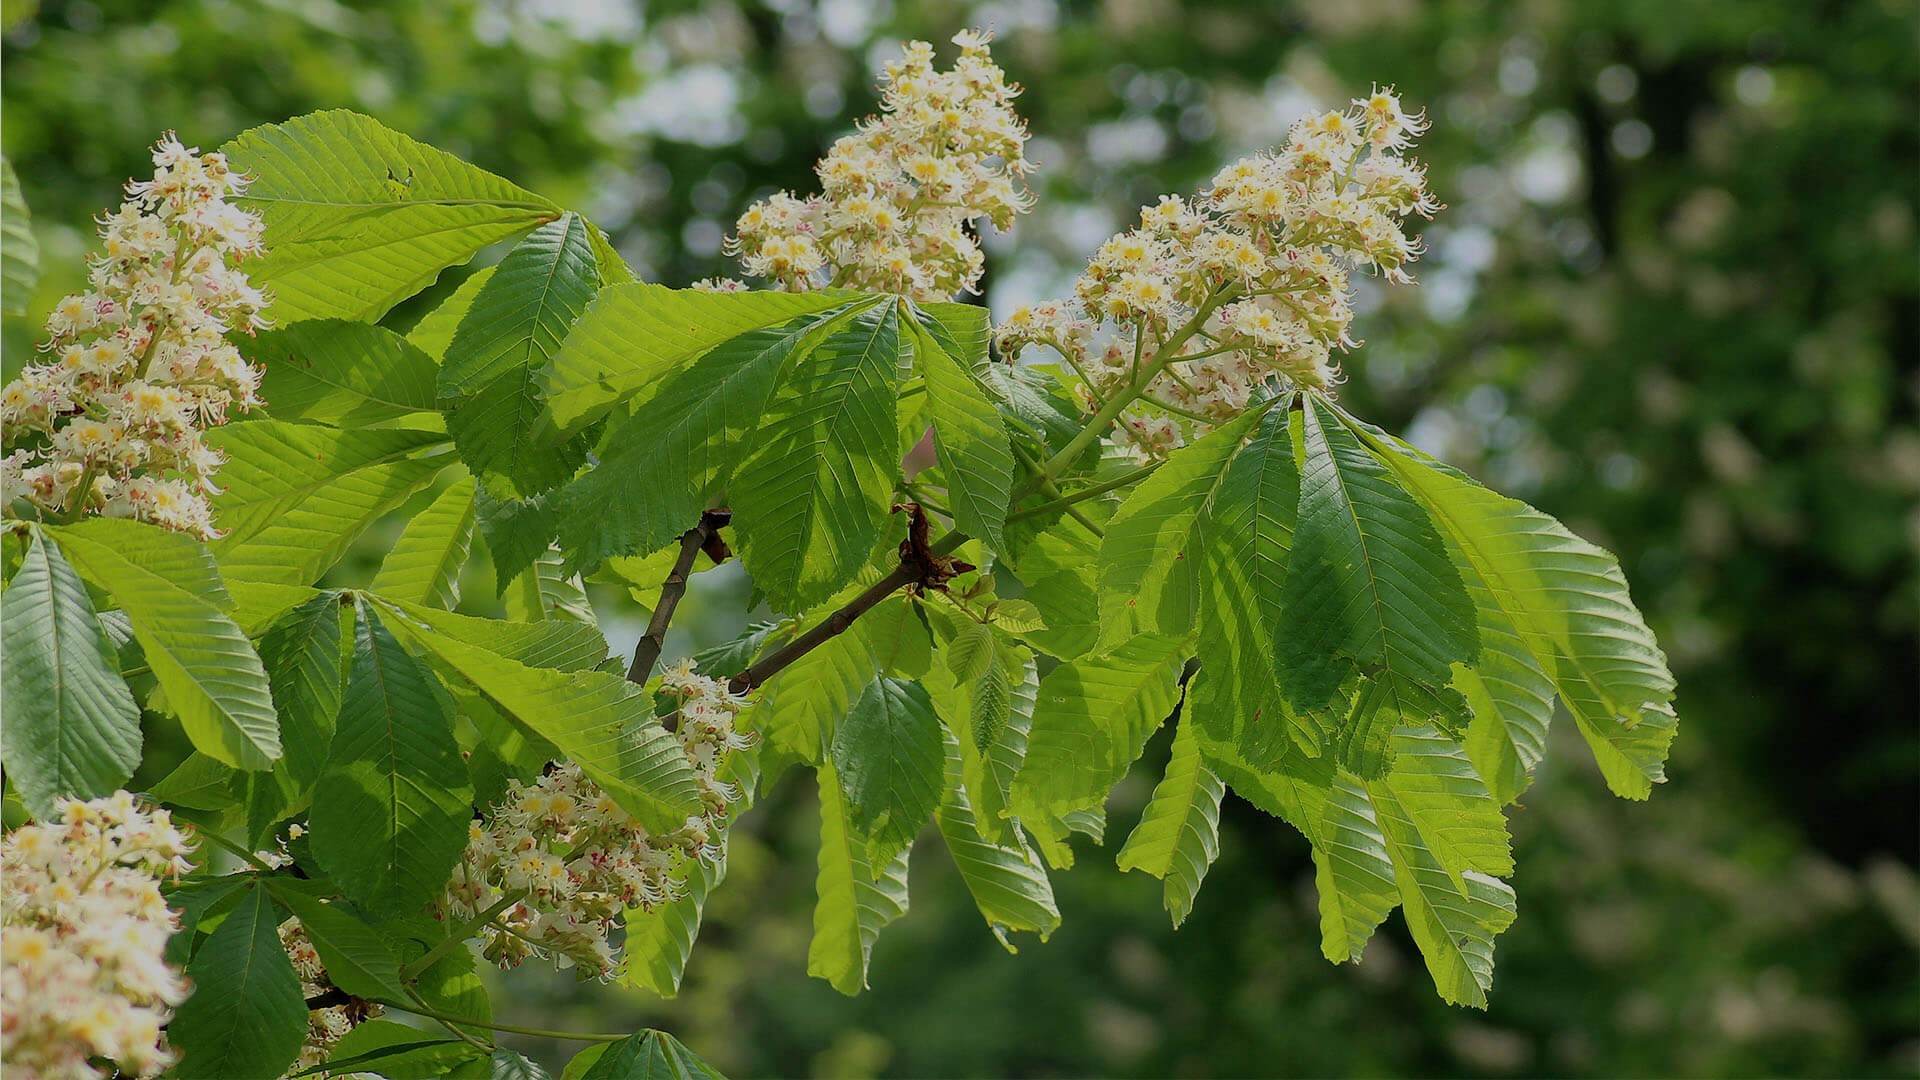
(1, 792, 196, 1080)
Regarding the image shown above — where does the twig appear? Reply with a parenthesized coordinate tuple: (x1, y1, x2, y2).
(626, 509, 731, 685)
(727, 504, 974, 694)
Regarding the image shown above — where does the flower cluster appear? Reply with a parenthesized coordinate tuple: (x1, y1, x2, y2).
(997, 88, 1438, 458)
(1, 793, 196, 1080)
(725, 30, 1033, 301)
(0, 134, 270, 539)
(441, 661, 752, 979)
(278, 915, 382, 1077)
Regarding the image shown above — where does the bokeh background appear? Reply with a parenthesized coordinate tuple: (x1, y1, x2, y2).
(4, 1, 1917, 1076)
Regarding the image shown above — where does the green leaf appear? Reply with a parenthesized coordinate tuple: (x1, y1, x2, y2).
(407, 265, 498, 359)
(208, 421, 448, 586)
(1370, 778, 1518, 1008)
(163, 874, 249, 966)
(1456, 600, 1556, 805)
(1357, 422, 1679, 799)
(311, 601, 471, 915)
(744, 618, 873, 776)
(829, 675, 944, 869)
(443, 213, 602, 497)
(505, 548, 599, 625)
(911, 317, 1013, 550)
(224, 109, 561, 322)
(371, 475, 476, 609)
(542, 282, 852, 433)
(263, 880, 411, 1001)
(170, 885, 307, 1080)
(49, 519, 279, 770)
(1189, 404, 1321, 771)
(0, 531, 140, 815)
(936, 732, 1059, 949)
(860, 594, 932, 680)
(925, 638, 1037, 848)
(375, 595, 606, 672)
(618, 841, 728, 998)
(1097, 402, 1273, 648)
(559, 302, 864, 571)
(490, 1049, 555, 1080)
(439, 213, 597, 397)
(474, 484, 562, 593)
(731, 301, 904, 610)
(1010, 633, 1190, 855)
(1277, 396, 1477, 777)
(386, 604, 701, 831)
(245, 319, 439, 426)
(316, 1020, 485, 1079)
(255, 591, 350, 792)
(1, 155, 39, 316)
(581, 1030, 726, 1080)
(1115, 719, 1224, 928)
(809, 759, 911, 995)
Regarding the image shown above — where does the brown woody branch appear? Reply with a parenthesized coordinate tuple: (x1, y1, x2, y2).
(625, 509, 732, 686)
(727, 503, 972, 694)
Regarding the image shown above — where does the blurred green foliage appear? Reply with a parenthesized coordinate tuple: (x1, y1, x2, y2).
(4, 0, 1915, 1076)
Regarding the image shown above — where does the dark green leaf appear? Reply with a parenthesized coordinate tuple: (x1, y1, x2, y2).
(246, 319, 439, 426)
(311, 600, 471, 914)
(829, 675, 943, 869)
(0, 531, 140, 815)
(170, 885, 308, 1080)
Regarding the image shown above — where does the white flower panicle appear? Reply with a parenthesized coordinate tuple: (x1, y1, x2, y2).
(725, 30, 1034, 301)
(0, 133, 270, 539)
(442, 661, 752, 979)
(278, 915, 382, 1077)
(996, 87, 1439, 458)
(1, 792, 196, 1080)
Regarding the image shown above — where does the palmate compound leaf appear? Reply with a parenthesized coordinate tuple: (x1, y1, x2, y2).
(376, 597, 704, 832)
(1096, 400, 1275, 650)
(207, 420, 449, 586)
(909, 307, 1015, 551)
(1337, 409, 1678, 799)
(556, 299, 873, 572)
(540, 282, 853, 435)
(1197, 719, 1516, 1008)
(48, 518, 280, 770)
(809, 756, 911, 995)
(729, 300, 907, 610)
(1009, 632, 1191, 864)
(223, 109, 563, 322)
(0, 530, 141, 816)
(935, 728, 1060, 951)
(442, 212, 603, 498)
(310, 599, 471, 916)
(1115, 718, 1224, 928)
(245, 592, 351, 839)
(169, 884, 308, 1080)
(829, 675, 945, 870)
(1350, 427, 1678, 799)
(242, 318, 440, 427)
(370, 471, 476, 610)
(1277, 395, 1478, 778)
(1188, 401, 1331, 770)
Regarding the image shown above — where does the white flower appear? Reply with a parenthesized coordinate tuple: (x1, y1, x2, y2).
(727, 30, 1033, 301)
(1, 793, 196, 1079)
(441, 661, 754, 979)
(996, 88, 1441, 456)
(0, 133, 270, 539)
